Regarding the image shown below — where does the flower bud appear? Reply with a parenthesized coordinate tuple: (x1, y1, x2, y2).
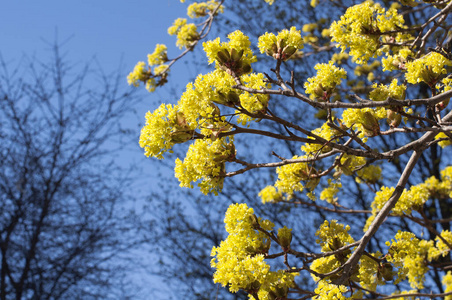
(281, 46, 297, 61)
(379, 262, 394, 281)
(249, 214, 260, 229)
(386, 109, 402, 128)
(436, 98, 450, 111)
(361, 111, 380, 136)
(277, 226, 292, 251)
(170, 130, 194, 143)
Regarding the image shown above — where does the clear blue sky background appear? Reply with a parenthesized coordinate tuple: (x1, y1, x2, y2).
(0, 1, 204, 297)
(1, 1, 185, 71)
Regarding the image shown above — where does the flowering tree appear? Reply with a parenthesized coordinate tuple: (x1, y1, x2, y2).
(131, 0, 452, 299)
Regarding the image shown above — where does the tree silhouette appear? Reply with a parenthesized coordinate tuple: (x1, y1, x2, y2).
(0, 44, 141, 299)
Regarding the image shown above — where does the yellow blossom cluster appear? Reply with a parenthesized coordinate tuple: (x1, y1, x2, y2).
(187, 0, 223, 18)
(424, 166, 452, 199)
(147, 44, 168, 66)
(315, 220, 355, 252)
(168, 18, 199, 49)
(258, 185, 283, 204)
(128, 44, 170, 92)
(382, 48, 413, 72)
(236, 73, 271, 124)
(320, 179, 341, 204)
(139, 104, 194, 159)
(444, 271, 452, 300)
(314, 281, 349, 300)
(330, 0, 405, 64)
(311, 220, 356, 295)
(304, 61, 347, 101)
(436, 132, 452, 148)
(385, 231, 438, 289)
(369, 79, 406, 102)
(405, 52, 452, 86)
(203, 30, 256, 77)
(301, 122, 340, 154)
(127, 61, 155, 92)
(274, 157, 317, 196)
(211, 204, 297, 298)
(366, 166, 452, 232)
(339, 154, 366, 176)
(258, 27, 303, 61)
(356, 164, 382, 184)
(356, 252, 384, 291)
(175, 137, 234, 195)
(365, 183, 430, 230)
(341, 107, 387, 138)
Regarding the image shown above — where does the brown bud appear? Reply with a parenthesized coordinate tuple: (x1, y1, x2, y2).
(386, 109, 402, 128)
(230, 48, 244, 61)
(361, 111, 380, 136)
(436, 98, 450, 111)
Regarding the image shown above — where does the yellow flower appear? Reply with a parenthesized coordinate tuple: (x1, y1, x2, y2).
(304, 62, 347, 101)
(330, 0, 405, 64)
(168, 18, 199, 49)
(405, 52, 452, 85)
(258, 27, 303, 61)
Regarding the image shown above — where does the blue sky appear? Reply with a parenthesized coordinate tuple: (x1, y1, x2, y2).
(1, 1, 185, 70)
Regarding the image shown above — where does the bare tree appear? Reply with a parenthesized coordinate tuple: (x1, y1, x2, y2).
(0, 44, 142, 299)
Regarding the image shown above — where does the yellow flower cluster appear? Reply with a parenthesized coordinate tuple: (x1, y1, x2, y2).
(405, 52, 452, 86)
(311, 255, 341, 281)
(187, 0, 223, 18)
(263, 0, 274, 4)
(211, 204, 297, 298)
(273, 156, 318, 197)
(341, 107, 386, 139)
(320, 179, 341, 204)
(259, 185, 283, 204)
(443, 271, 452, 300)
(168, 18, 199, 49)
(315, 220, 355, 253)
(365, 183, 430, 230)
(330, 0, 405, 64)
(147, 44, 168, 66)
(139, 104, 194, 159)
(339, 154, 366, 176)
(178, 70, 232, 132)
(127, 61, 158, 92)
(258, 27, 303, 61)
(424, 166, 452, 199)
(366, 166, 452, 230)
(314, 281, 349, 300)
(356, 164, 382, 184)
(431, 230, 452, 258)
(175, 137, 235, 195)
(202, 30, 257, 68)
(436, 132, 452, 148)
(357, 252, 383, 291)
(385, 231, 438, 289)
(301, 122, 340, 154)
(304, 61, 347, 101)
(236, 73, 271, 124)
(382, 48, 413, 72)
(369, 79, 406, 102)
(128, 44, 170, 92)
